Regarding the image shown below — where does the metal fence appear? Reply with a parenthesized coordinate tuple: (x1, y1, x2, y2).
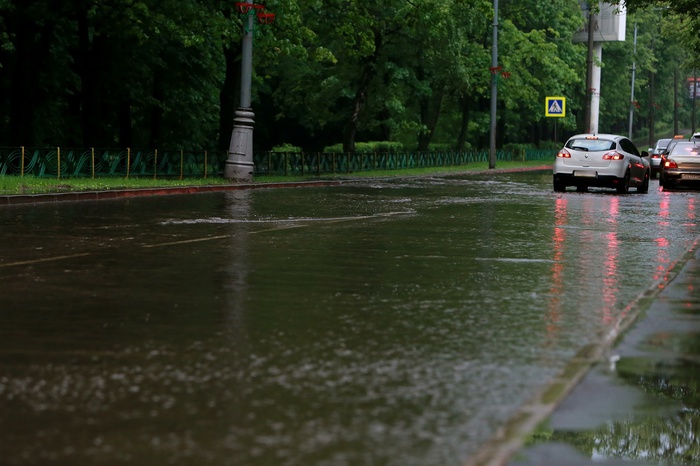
(0, 147, 555, 179)
(255, 149, 555, 176)
(0, 147, 224, 179)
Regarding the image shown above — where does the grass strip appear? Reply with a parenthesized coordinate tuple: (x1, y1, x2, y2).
(0, 160, 552, 195)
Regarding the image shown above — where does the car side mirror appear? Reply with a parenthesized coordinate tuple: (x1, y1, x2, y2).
(641, 151, 649, 157)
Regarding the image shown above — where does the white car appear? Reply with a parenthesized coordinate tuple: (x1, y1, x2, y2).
(553, 133, 650, 194)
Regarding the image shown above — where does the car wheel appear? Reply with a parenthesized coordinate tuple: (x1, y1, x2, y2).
(616, 171, 630, 194)
(553, 179, 566, 192)
(637, 171, 649, 193)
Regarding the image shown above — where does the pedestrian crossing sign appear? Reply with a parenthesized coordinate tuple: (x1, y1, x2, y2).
(545, 97, 566, 117)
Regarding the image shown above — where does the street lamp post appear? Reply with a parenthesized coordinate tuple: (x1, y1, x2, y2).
(488, 0, 499, 170)
(225, 1, 274, 181)
(628, 22, 638, 139)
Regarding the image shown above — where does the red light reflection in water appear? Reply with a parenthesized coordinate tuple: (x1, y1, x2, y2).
(687, 197, 696, 225)
(654, 237, 670, 284)
(546, 197, 568, 346)
(547, 196, 622, 342)
(658, 194, 670, 227)
(654, 194, 671, 285)
(601, 197, 620, 325)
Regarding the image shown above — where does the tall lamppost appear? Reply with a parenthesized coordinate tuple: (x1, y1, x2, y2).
(488, 0, 499, 170)
(225, 1, 275, 181)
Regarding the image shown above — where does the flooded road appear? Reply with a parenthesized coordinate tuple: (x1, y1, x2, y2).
(1, 171, 699, 465)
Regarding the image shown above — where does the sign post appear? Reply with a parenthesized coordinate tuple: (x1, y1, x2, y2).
(545, 97, 566, 142)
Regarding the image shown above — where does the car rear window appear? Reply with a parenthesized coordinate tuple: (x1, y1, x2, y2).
(656, 139, 671, 149)
(565, 138, 616, 151)
(670, 144, 700, 156)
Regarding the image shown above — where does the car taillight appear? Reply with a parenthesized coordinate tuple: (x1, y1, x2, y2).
(602, 151, 624, 160)
(664, 160, 678, 169)
(651, 154, 660, 159)
(556, 149, 571, 158)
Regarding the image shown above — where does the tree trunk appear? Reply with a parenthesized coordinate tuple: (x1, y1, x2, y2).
(119, 99, 133, 148)
(342, 29, 381, 153)
(75, 6, 104, 147)
(8, 3, 54, 145)
(342, 63, 373, 153)
(148, 72, 164, 148)
(417, 88, 444, 151)
(456, 95, 471, 151)
(648, 69, 655, 147)
(674, 67, 679, 135)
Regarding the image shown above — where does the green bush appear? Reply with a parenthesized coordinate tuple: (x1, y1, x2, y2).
(323, 143, 343, 153)
(270, 143, 302, 152)
(503, 142, 536, 151)
(322, 141, 404, 153)
(427, 143, 453, 152)
(538, 140, 564, 150)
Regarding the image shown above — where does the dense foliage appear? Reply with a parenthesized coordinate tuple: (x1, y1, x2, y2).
(0, 0, 697, 153)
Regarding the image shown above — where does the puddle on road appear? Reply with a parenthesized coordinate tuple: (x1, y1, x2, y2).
(511, 305, 700, 465)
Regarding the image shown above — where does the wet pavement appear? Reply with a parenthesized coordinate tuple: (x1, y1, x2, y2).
(506, 237, 700, 466)
(2, 170, 700, 465)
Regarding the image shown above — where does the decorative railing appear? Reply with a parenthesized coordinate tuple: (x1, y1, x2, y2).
(0, 147, 555, 179)
(254, 149, 555, 176)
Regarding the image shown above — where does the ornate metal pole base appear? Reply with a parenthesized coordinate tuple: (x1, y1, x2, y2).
(224, 108, 255, 181)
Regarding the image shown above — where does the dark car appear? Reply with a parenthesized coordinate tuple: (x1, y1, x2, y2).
(659, 141, 700, 190)
(659, 135, 687, 169)
(649, 138, 671, 177)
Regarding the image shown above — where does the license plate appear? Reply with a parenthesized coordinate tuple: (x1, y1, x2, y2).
(573, 171, 597, 178)
(681, 173, 700, 180)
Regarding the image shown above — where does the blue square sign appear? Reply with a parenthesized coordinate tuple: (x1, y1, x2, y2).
(545, 97, 566, 117)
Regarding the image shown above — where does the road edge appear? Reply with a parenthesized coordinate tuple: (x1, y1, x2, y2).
(463, 235, 700, 466)
(0, 166, 553, 206)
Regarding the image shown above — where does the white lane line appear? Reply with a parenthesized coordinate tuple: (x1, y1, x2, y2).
(2, 211, 412, 261)
(142, 224, 308, 248)
(142, 234, 234, 248)
(0, 253, 92, 268)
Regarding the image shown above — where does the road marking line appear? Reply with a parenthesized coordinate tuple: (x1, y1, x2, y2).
(0, 253, 92, 268)
(3, 211, 412, 259)
(142, 234, 234, 248)
(142, 225, 308, 248)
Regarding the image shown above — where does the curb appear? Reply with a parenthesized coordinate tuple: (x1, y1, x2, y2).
(0, 165, 553, 206)
(463, 235, 700, 466)
(0, 179, 348, 206)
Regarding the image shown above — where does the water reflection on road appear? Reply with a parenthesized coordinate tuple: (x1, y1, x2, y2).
(1, 172, 699, 465)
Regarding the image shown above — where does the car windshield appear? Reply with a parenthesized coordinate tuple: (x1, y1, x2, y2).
(656, 139, 671, 149)
(566, 138, 616, 152)
(669, 143, 700, 156)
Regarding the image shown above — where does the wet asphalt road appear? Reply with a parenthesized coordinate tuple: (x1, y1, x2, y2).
(508, 239, 700, 466)
(1, 169, 700, 465)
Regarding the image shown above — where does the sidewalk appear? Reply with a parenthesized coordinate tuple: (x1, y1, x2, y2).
(465, 237, 700, 466)
(507, 238, 700, 465)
